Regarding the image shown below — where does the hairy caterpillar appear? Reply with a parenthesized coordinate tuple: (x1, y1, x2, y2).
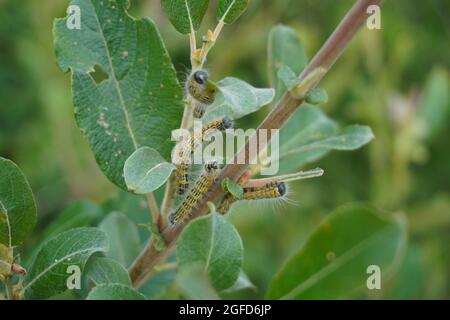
(187, 70, 218, 118)
(218, 181, 287, 214)
(243, 181, 286, 200)
(169, 162, 219, 225)
(175, 117, 233, 195)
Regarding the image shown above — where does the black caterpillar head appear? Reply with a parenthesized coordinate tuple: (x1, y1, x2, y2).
(168, 211, 177, 225)
(221, 116, 234, 130)
(193, 70, 209, 85)
(205, 161, 219, 172)
(277, 182, 287, 196)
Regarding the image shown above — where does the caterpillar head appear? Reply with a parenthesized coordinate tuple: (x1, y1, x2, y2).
(277, 182, 287, 197)
(220, 116, 234, 131)
(168, 211, 179, 225)
(193, 70, 209, 85)
(188, 70, 218, 105)
(205, 161, 219, 172)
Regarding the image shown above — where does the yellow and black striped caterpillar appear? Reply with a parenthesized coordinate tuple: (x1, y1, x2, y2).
(169, 162, 219, 225)
(175, 117, 233, 195)
(243, 181, 286, 200)
(187, 70, 218, 118)
(218, 181, 287, 214)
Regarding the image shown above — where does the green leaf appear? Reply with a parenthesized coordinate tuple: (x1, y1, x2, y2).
(26, 200, 103, 266)
(53, 0, 184, 190)
(0, 243, 13, 277)
(161, 0, 210, 34)
(221, 178, 243, 199)
(101, 190, 158, 243)
(222, 270, 256, 293)
(139, 223, 167, 251)
(24, 227, 108, 299)
(417, 67, 450, 140)
(268, 25, 308, 103)
(177, 263, 220, 299)
(383, 245, 424, 299)
(277, 106, 374, 174)
(0, 157, 36, 247)
(139, 254, 176, 299)
(41, 200, 103, 242)
(99, 212, 140, 267)
(305, 88, 329, 105)
(205, 77, 275, 121)
(277, 65, 301, 90)
(217, 0, 249, 24)
(85, 257, 131, 286)
(124, 147, 175, 194)
(177, 212, 243, 291)
(86, 283, 145, 300)
(295, 125, 374, 151)
(266, 204, 407, 300)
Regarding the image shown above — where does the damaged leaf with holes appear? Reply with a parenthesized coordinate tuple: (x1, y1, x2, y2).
(53, 0, 184, 190)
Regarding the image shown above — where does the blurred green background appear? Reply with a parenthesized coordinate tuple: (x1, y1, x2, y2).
(0, 0, 449, 299)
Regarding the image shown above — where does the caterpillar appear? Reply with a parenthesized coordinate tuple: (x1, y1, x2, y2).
(243, 181, 286, 200)
(169, 162, 219, 225)
(217, 181, 287, 214)
(175, 117, 233, 195)
(187, 70, 218, 118)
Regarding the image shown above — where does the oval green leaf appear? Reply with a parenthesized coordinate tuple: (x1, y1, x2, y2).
(268, 25, 308, 103)
(124, 147, 175, 194)
(176, 263, 220, 300)
(53, 0, 184, 190)
(276, 106, 374, 174)
(87, 283, 145, 300)
(305, 88, 329, 105)
(217, 0, 249, 24)
(205, 77, 274, 121)
(99, 211, 140, 267)
(26, 200, 103, 266)
(0, 157, 36, 247)
(267, 204, 407, 299)
(222, 178, 243, 199)
(161, 0, 210, 34)
(85, 256, 131, 286)
(24, 227, 108, 299)
(177, 212, 243, 291)
(417, 67, 450, 140)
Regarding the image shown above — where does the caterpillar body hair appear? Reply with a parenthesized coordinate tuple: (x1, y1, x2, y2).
(218, 180, 286, 214)
(175, 118, 233, 195)
(193, 103, 206, 119)
(174, 135, 193, 195)
(202, 116, 233, 134)
(243, 182, 286, 200)
(169, 162, 219, 225)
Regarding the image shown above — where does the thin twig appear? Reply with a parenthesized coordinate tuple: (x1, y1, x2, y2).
(129, 0, 382, 288)
(146, 193, 161, 227)
(199, 20, 225, 67)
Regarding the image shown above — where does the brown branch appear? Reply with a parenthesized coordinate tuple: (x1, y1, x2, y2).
(129, 0, 382, 288)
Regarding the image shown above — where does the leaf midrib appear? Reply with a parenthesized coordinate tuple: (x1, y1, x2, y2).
(204, 215, 217, 273)
(88, 0, 138, 150)
(23, 246, 104, 294)
(219, 0, 237, 22)
(278, 224, 399, 300)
